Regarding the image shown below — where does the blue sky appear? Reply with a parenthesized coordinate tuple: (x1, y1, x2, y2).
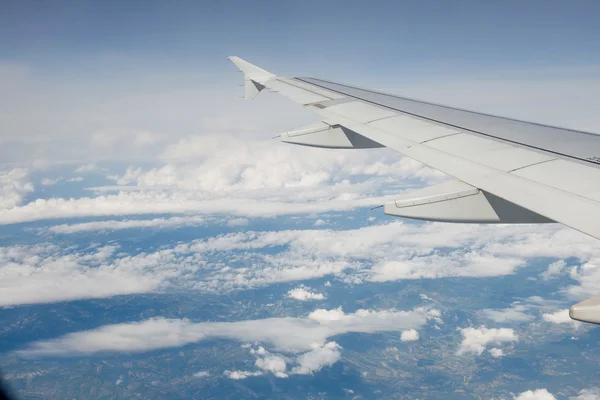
(2, 0, 600, 81)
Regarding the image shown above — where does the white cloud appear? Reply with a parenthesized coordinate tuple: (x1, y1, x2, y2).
(255, 354, 288, 378)
(479, 304, 532, 323)
(41, 177, 62, 186)
(193, 371, 210, 378)
(287, 287, 325, 301)
(178, 222, 600, 294)
(479, 297, 567, 325)
(67, 176, 84, 183)
(514, 388, 556, 400)
(313, 219, 327, 227)
(489, 348, 504, 358)
(540, 260, 567, 280)
(571, 388, 600, 400)
(47, 215, 205, 234)
(291, 342, 341, 375)
(226, 218, 248, 227)
(566, 258, 600, 299)
(542, 309, 578, 325)
(0, 133, 440, 225)
(0, 243, 200, 306)
(107, 166, 143, 185)
(400, 329, 419, 342)
(0, 168, 34, 209)
(16, 307, 428, 357)
(223, 370, 263, 380)
(74, 163, 99, 173)
(7, 220, 600, 307)
(457, 326, 517, 356)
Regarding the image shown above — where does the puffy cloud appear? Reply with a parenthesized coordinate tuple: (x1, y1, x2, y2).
(292, 342, 341, 375)
(255, 354, 288, 378)
(571, 388, 600, 400)
(0, 168, 34, 209)
(287, 287, 326, 301)
(542, 309, 577, 325)
(400, 329, 419, 342)
(16, 307, 428, 357)
(514, 388, 556, 400)
(457, 326, 517, 356)
(566, 258, 600, 299)
(0, 132, 442, 225)
(7, 219, 600, 307)
(47, 215, 205, 234)
(0, 243, 200, 306)
(489, 348, 504, 358)
(179, 222, 600, 294)
(9, 220, 600, 307)
(540, 260, 566, 280)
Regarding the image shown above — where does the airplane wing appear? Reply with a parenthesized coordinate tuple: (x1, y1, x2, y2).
(229, 56, 600, 323)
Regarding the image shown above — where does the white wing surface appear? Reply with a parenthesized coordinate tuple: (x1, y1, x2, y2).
(229, 57, 600, 237)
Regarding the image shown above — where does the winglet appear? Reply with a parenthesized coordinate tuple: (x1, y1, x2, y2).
(229, 56, 275, 100)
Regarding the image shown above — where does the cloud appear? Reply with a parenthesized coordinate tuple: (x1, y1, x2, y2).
(193, 371, 210, 378)
(41, 177, 62, 186)
(287, 287, 325, 301)
(0, 133, 441, 225)
(67, 177, 84, 183)
(46, 215, 205, 234)
(514, 388, 556, 400)
(16, 307, 429, 357)
(542, 309, 578, 325)
(74, 163, 99, 173)
(0, 243, 200, 306)
(478, 305, 532, 323)
(226, 218, 248, 227)
(291, 342, 341, 375)
(400, 329, 419, 342)
(178, 222, 600, 294)
(457, 326, 517, 356)
(566, 258, 600, 299)
(0, 168, 34, 209)
(7, 220, 600, 307)
(539, 260, 566, 280)
(479, 297, 570, 327)
(255, 353, 288, 378)
(571, 388, 600, 400)
(223, 370, 263, 380)
(489, 348, 504, 358)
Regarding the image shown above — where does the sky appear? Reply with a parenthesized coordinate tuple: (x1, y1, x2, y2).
(2, 1, 600, 398)
(2, 0, 600, 165)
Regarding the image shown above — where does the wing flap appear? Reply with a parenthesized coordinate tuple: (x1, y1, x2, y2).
(384, 180, 552, 223)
